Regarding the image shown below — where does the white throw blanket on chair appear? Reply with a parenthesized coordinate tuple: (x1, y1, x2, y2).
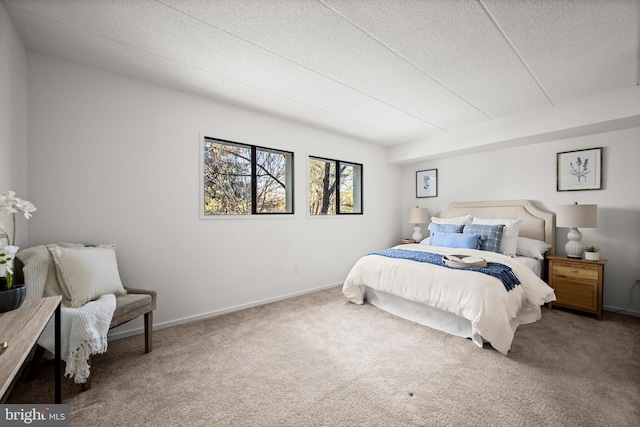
(18, 244, 116, 384)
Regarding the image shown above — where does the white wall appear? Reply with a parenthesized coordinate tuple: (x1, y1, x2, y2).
(0, 3, 29, 246)
(402, 128, 640, 315)
(27, 52, 402, 336)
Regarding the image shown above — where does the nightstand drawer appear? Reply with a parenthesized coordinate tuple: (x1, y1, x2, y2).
(552, 263, 598, 281)
(552, 278, 597, 312)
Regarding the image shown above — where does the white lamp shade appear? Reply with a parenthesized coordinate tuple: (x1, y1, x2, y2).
(408, 208, 429, 224)
(556, 204, 597, 228)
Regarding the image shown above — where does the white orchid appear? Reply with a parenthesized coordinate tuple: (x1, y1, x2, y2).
(1, 191, 37, 289)
(0, 190, 37, 245)
(14, 200, 36, 219)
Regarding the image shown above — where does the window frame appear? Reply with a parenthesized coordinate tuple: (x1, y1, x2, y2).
(201, 136, 295, 218)
(308, 156, 363, 216)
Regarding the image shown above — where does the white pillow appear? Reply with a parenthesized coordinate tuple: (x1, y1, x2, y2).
(516, 237, 552, 260)
(427, 215, 472, 231)
(48, 246, 126, 308)
(472, 217, 523, 257)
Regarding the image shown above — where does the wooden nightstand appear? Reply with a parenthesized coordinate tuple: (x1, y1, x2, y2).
(546, 255, 607, 320)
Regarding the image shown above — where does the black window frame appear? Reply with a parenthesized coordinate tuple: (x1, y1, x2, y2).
(203, 136, 295, 216)
(308, 156, 363, 215)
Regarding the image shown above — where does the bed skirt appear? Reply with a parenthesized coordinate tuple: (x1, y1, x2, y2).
(362, 286, 486, 348)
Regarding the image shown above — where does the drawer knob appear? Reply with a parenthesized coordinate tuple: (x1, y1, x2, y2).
(571, 269, 578, 273)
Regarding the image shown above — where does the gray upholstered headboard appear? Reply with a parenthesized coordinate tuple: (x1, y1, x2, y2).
(437, 200, 555, 255)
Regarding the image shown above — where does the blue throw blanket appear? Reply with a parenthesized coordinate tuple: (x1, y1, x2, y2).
(368, 248, 521, 292)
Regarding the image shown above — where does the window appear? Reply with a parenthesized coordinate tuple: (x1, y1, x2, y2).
(202, 137, 294, 216)
(308, 157, 362, 215)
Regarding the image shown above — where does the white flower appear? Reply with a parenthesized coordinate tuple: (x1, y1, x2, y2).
(2, 245, 18, 256)
(0, 245, 19, 277)
(15, 200, 36, 219)
(0, 190, 37, 245)
(1, 191, 35, 288)
(0, 245, 18, 261)
(0, 192, 37, 218)
(0, 191, 16, 202)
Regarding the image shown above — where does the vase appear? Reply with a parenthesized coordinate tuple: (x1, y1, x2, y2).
(0, 279, 26, 312)
(584, 252, 600, 261)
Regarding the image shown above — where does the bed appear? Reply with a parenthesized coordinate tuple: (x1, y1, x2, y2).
(342, 200, 557, 355)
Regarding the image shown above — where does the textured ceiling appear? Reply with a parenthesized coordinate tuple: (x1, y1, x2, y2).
(3, 0, 639, 146)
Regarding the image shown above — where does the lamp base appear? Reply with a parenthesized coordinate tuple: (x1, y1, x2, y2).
(412, 224, 423, 243)
(565, 228, 584, 258)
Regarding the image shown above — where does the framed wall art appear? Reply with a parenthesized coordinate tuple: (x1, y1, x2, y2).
(416, 169, 437, 198)
(557, 147, 602, 191)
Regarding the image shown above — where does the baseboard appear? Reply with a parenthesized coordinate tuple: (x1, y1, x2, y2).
(108, 282, 343, 341)
(603, 305, 640, 317)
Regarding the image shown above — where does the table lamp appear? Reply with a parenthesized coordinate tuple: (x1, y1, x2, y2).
(556, 203, 598, 258)
(409, 207, 429, 242)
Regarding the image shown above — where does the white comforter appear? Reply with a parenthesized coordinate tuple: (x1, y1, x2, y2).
(342, 244, 556, 355)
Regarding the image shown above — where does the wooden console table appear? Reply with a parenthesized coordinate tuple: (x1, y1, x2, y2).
(0, 296, 62, 403)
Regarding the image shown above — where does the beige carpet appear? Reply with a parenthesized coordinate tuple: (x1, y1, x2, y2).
(8, 286, 640, 427)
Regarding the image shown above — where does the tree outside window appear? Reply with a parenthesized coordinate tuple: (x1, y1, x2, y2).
(203, 138, 293, 215)
(309, 157, 362, 215)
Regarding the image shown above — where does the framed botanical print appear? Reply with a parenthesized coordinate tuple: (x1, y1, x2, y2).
(416, 169, 437, 198)
(557, 147, 602, 191)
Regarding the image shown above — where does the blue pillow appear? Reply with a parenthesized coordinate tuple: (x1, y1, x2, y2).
(429, 223, 464, 234)
(463, 224, 505, 253)
(429, 232, 483, 249)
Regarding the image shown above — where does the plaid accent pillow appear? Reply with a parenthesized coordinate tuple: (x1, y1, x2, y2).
(463, 224, 505, 253)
